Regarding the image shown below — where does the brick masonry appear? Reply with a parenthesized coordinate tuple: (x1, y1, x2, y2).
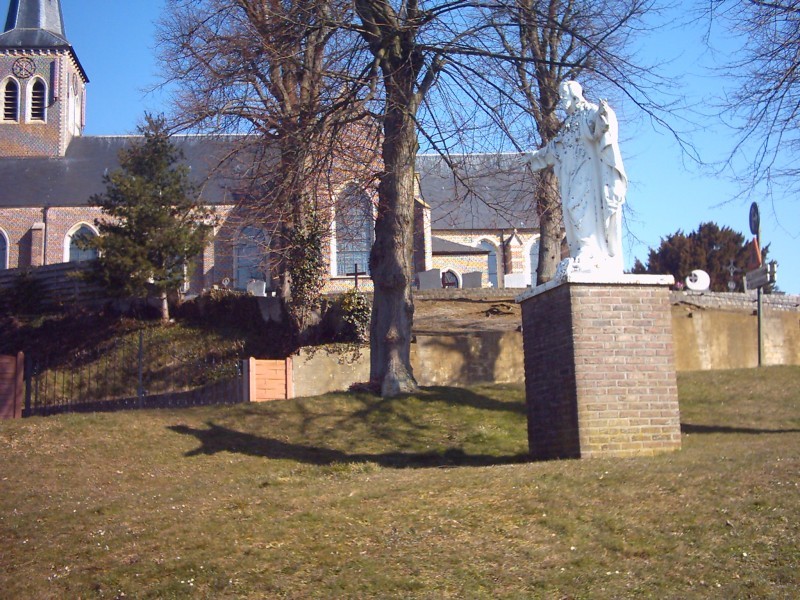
(247, 357, 293, 402)
(520, 281, 681, 459)
(0, 50, 86, 158)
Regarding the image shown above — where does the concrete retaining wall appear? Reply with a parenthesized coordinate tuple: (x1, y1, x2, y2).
(291, 297, 800, 398)
(292, 332, 525, 398)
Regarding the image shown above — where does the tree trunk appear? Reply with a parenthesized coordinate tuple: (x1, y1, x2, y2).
(159, 290, 170, 322)
(536, 169, 563, 284)
(368, 87, 419, 397)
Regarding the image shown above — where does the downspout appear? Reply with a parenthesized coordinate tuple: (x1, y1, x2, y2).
(499, 229, 506, 288)
(42, 205, 49, 265)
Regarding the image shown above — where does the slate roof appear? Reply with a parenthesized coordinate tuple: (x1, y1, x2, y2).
(0, 135, 249, 208)
(1, 0, 68, 47)
(0, 137, 539, 233)
(431, 236, 489, 256)
(416, 153, 539, 231)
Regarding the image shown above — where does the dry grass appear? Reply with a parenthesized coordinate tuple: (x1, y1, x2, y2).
(1, 368, 798, 599)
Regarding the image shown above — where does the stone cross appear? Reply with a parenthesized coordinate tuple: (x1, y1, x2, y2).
(346, 263, 367, 289)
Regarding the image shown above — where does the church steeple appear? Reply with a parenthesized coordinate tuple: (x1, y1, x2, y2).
(1, 0, 69, 48)
(0, 0, 88, 157)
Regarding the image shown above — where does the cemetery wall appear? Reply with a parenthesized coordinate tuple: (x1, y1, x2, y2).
(670, 303, 800, 370)
(292, 331, 524, 398)
(291, 292, 800, 397)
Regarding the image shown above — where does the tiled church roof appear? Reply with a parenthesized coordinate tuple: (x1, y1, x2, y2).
(0, 135, 247, 208)
(0, 137, 539, 232)
(0, 0, 68, 48)
(431, 237, 490, 255)
(416, 153, 539, 231)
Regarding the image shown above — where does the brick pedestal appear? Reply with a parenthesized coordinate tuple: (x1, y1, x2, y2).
(518, 274, 681, 459)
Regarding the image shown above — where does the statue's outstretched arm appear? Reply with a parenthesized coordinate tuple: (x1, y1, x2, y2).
(592, 100, 612, 140)
(524, 144, 555, 172)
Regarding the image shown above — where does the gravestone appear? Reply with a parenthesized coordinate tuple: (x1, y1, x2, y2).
(246, 279, 267, 297)
(503, 273, 528, 288)
(417, 269, 441, 290)
(461, 271, 483, 288)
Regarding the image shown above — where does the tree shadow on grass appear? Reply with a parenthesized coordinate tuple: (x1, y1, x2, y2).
(681, 423, 800, 435)
(168, 422, 530, 469)
(417, 386, 526, 414)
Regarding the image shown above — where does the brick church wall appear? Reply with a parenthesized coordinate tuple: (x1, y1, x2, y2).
(0, 51, 83, 158)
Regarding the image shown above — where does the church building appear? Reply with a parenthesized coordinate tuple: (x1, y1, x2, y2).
(0, 0, 542, 295)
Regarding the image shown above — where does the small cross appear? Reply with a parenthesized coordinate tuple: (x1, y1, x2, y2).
(346, 263, 368, 289)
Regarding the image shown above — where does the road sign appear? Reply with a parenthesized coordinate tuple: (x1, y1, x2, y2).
(746, 264, 769, 289)
(749, 202, 760, 235)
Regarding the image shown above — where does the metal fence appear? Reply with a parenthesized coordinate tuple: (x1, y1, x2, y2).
(24, 330, 245, 417)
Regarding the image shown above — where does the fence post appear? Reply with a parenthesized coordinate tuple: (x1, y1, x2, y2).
(137, 330, 144, 408)
(24, 353, 32, 417)
(285, 357, 293, 400)
(241, 358, 251, 403)
(12, 352, 23, 419)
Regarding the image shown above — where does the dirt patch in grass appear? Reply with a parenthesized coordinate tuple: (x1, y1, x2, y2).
(413, 297, 522, 334)
(1, 368, 798, 598)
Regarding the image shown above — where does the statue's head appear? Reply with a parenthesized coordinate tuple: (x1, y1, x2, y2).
(559, 81, 585, 114)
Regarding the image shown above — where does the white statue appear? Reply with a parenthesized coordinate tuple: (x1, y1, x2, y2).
(526, 81, 627, 276)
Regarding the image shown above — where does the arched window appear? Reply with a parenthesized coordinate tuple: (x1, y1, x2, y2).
(234, 226, 270, 290)
(67, 224, 98, 262)
(336, 186, 373, 277)
(3, 79, 19, 122)
(0, 229, 8, 269)
(477, 240, 498, 288)
(30, 79, 46, 121)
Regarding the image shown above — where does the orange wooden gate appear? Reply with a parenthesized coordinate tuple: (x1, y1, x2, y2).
(0, 353, 24, 419)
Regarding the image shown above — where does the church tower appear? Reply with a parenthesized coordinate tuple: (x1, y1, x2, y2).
(0, 0, 88, 157)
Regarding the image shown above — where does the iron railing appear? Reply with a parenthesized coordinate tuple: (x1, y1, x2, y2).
(24, 330, 245, 417)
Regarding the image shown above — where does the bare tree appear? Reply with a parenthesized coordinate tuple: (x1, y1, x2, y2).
(470, 0, 678, 283)
(158, 0, 377, 338)
(159, 0, 676, 396)
(708, 0, 800, 199)
(352, 0, 450, 396)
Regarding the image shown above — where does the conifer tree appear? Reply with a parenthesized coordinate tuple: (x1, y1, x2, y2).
(632, 222, 769, 292)
(87, 115, 215, 321)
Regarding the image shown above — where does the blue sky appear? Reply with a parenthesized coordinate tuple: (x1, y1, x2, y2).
(58, 0, 798, 294)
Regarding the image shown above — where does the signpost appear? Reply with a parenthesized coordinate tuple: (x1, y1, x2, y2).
(746, 264, 769, 289)
(746, 203, 777, 367)
(749, 202, 760, 237)
(749, 202, 765, 366)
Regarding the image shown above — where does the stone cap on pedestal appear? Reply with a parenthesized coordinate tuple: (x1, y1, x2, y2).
(516, 272, 675, 303)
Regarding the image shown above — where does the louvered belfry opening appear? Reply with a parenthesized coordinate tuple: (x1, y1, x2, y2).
(3, 79, 18, 121)
(30, 79, 45, 120)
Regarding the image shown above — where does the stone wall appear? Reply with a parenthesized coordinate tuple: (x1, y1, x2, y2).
(289, 290, 800, 398)
(672, 290, 800, 312)
(292, 331, 525, 398)
(671, 302, 800, 370)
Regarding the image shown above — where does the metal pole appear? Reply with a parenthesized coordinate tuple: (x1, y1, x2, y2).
(757, 286, 764, 367)
(757, 222, 763, 367)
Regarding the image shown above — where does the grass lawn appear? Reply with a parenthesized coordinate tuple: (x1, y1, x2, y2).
(1, 367, 798, 599)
